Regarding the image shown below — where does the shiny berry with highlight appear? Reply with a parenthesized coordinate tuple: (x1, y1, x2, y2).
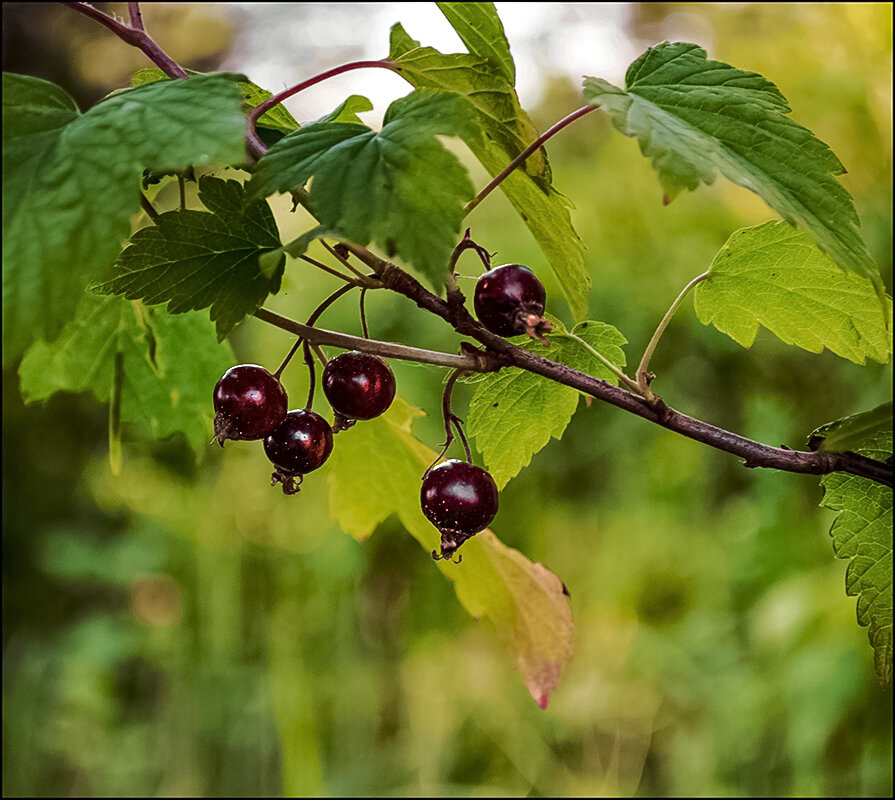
(213, 364, 288, 446)
(421, 459, 499, 561)
(264, 409, 334, 495)
(322, 351, 396, 422)
(474, 264, 547, 338)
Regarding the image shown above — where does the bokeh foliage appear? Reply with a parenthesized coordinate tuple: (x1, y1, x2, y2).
(3, 3, 892, 796)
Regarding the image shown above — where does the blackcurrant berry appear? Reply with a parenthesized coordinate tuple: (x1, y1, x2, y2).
(474, 264, 550, 340)
(322, 351, 396, 427)
(264, 409, 333, 494)
(213, 364, 288, 446)
(421, 459, 499, 561)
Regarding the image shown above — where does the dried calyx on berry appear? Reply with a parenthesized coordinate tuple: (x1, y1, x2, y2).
(322, 351, 396, 432)
(213, 364, 288, 446)
(474, 264, 552, 344)
(421, 459, 499, 562)
(264, 409, 333, 494)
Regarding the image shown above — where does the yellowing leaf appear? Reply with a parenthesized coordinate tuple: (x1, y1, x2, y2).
(326, 396, 432, 540)
(326, 393, 574, 706)
(447, 530, 574, 709)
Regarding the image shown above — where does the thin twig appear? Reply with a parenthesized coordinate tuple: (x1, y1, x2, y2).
(320, 240, 372, 283)
(127, 2, 145, 31)
(63, 2, 188, 78)
(561, 329, 642, 394)
(138, 191, 159, 221)
(425, 369, 472, 473)
(359, 289, 370, 339)
(447, 229, 492, 276)
(254, 308, 490, 372)
(303, 340, 316, 410)
(273, 337, 303, 380)
(273, 284, 357, 380)
(246, 59, 397, 158)
(464, 105, 599, 216)
(298, 254, 358, 284)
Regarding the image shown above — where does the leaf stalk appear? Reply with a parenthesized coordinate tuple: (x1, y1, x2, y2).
(636, 271, 711, 399)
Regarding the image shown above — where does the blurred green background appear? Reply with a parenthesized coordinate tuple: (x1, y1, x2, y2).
(3, 3, 892, 796)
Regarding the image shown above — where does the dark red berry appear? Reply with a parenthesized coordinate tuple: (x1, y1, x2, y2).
(213, 364, 288, 446)
(474, 264, 550, 340)
(322, 351, 396, 426)
(421, 459, 499, 561)
(264, 409, 333, 494)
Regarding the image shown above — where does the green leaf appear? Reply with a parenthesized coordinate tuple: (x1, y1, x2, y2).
(436, 2, 515, 84)
(129, 67, 181, 87)
(18, 293, 234, 455)
(326, 396, 433, 540)
(129, 68, 301, 133)
(390, 24, 541, 177)
(583, 42, 883, 293)
(2, 72, 246, 363)
(326, 395, 574, 707)
(259, 224, 334, 280)
(809, 403, 894, 453)
(96, 177, 284, 340)
(817, 429, 894, 686)
(238, 80, 301, 133)
(467, 317, 627, 488)
(478, 148, 591, 323)
(694, 221, 892, 364)
(388, 24, 590, 320)
(310, 94, 374, 125)
(247, 90, 477, 288)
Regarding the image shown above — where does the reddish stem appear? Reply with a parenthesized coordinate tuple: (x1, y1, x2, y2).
(127, 2, 145, 31)
(464, 104, 599, 215)
(62, 2, 188, 79)
(246, 59, 398, 159)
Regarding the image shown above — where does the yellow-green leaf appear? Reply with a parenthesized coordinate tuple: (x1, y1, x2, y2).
(326, 394, 574, 706)
(695, 221, 892, 364)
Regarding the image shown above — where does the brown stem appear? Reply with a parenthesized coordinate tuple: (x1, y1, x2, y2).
(253, 308, 493, 373)
(139, 191, 159, 221)
(338, 251, 894, 488)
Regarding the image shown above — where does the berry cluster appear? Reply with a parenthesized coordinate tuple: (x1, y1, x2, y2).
(213, 253, 549, 563)
(213, 352, 396, 494)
